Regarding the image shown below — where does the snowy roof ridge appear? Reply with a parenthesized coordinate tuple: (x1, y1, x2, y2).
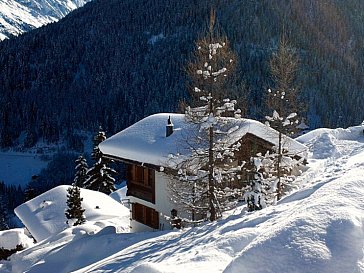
(100, 113, 307, 168)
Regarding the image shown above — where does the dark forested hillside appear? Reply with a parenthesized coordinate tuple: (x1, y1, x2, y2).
(1, 0, 364, 147)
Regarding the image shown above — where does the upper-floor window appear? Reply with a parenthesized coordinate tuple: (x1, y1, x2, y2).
(127, 164, 155, 203)
(130, 165, 154, 187)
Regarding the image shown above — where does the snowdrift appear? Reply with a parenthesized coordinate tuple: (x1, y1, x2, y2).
(110, 185, 129, 208)
(0, 228, 34, 250)
(224, 166, 364, 273)
(14, 185, 130, 241)
(2, 124, 364, 273)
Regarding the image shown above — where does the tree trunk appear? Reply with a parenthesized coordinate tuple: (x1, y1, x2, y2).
(208, 125, 216, 221)
(276, 131, 282, 201)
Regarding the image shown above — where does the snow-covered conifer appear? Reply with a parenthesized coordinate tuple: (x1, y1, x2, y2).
(169, 9, 243, 222)
(84, 128, 117, 194)
(73, 155, 88, 187)
(85, 163, 117, 194)
(243, 154, 277, 211)
(65, 185, 85, 226)
(91, 127, 106, 161)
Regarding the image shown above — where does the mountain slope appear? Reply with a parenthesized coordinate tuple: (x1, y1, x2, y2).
(1, 0, 364, 148)
(2, 124, 364, 273)
(76, 125, 364, 273)
(0, 0, 91, 39)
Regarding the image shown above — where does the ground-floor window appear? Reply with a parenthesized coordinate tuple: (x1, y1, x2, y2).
(132, 202, 159, 229)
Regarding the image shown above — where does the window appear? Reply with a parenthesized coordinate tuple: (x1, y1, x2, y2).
(126, 164, 156, 203)
(131, 165, 153, 187)
(135, 166, 144, 182)
(132, 203, 159, 229)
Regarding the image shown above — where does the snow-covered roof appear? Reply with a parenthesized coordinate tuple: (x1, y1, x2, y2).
(99, 113, 307, 167)
(14, 185, 130, 242)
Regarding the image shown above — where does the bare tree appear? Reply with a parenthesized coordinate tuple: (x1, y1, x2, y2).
(265, 33, 303, 201)
(268, 34, 299, 118)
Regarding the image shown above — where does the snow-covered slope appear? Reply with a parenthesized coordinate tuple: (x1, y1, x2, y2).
(79, 125, 364, 273)
(0, 0, 91, 40)
(14, 185, 130, 241)
(0, 228, 34, 250)
(2, 124, 364, 273)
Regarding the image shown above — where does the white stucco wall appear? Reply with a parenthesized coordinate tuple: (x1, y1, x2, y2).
(130, 216, 154, 233)
(130, 171, 178, 233)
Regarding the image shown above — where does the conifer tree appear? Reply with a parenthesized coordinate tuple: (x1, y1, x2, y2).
(265, 34, 305, 201)
(91, 127, 106, 161)
(24, 183, 36, 202)
(169, 9, 243, 222)
(0, 194, 9, 230)
(244, 155, 272, 211)
(84, 128, 117, 194)
(65, 185, 85, 226)
(73, 155, 88, 187)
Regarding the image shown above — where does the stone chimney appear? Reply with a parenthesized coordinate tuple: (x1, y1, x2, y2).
(166, 116, 173, 137)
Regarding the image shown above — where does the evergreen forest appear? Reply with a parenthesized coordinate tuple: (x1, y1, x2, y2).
(1, 0, 364, 148)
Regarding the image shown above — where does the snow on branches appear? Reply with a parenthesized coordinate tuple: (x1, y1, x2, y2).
(244, 156, 269, 211)
(168, 22, 244, 222)
(73, 155, 88, 187)
(84, 128, 116, 194)
(65, 185, 85, 227)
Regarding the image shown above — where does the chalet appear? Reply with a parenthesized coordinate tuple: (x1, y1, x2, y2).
(99, 113, 307, 232)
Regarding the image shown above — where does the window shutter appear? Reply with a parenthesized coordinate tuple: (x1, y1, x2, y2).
(150, 169, 155, 203)
(126, 164, 133, 181)
(143, 168, 149, 186)
(152, 210, 159, 229)
(131, 203, 135, 220)
(149, 169, 155, 186)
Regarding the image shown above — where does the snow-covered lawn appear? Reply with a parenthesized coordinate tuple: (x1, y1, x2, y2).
(1, 124, 364, 273)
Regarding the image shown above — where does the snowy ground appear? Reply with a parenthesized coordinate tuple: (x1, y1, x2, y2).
(1, 125, 364, 273)
(14, 186, 130, 242)
(0, 228, 34, 250)
(0, 152, 48, 187)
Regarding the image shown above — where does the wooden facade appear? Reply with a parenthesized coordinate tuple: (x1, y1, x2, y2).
(132, 202, 159, 229)
(126, 164, 156, 204)
(236, 133, 274, 163)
